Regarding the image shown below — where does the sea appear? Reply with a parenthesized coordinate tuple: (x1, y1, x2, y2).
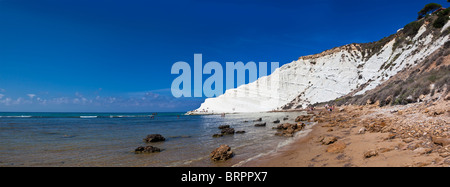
(0, 111, 313, 167)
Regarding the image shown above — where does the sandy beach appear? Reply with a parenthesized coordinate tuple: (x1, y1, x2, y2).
(242, 96, 450, 167)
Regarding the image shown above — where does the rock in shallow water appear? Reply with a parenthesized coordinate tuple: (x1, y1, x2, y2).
(218, 125, 230, 129)
(135, 146, 161, 154)
(221, 128, 235, 135)
(274, 123, 305, 137)
(254, 123, 266, 127)
(143, 134, 166, 143)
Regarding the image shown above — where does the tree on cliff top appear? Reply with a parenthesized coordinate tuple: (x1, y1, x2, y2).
(418, 3, 442, 19)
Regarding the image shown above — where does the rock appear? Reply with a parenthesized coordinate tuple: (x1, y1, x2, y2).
(321, 136, 338, 145)
(326, 141, 346, 153)
(281, 123, 293, 129)
(429, 109, 445, 116)
(277, 123, 303, 130)
(405, 96, 414, 103)
(212, 134, 223, 138)
(419, 94, 426, 101)
(381, 126, 393, 133)
(135, 146, 161, 154)
(373, 100, 380, 107)
(275, 131, 294, 137)
(445, 94, 450, 101)
(378, 147, 393, 153)
(236, 131, 246, 134)
(221, 128, 235, 135)
(273, 119, 281, 124)
(143, 134, 166, 143)
(407, 142, 420, 150)
(283, 117, 289, 121)
(317, 136, 325, 143)
(314, 117, 325, 123)
(432, 137, 450, 146)
(297, 123, 306, 130)
(444, 158, 450, 164)
(366, 121, 388, 133)
(403, 138, 414, 143)
(285, 127, 295, 134)
(385, 95, 393, 105)
(385, 133, 396, 140)
(358, 127, 366, 134)
(274, 123, 305, 137)
(295, 115, 312, 122)
(254, 123, 266, 127)
(440, 152, 450, 158)
(218, 125, 230, 129)
(210, 145, 233, 161)
(253, 118, 262, 122)
(363, 149, 378, 158)
(414, 148, 432, 155)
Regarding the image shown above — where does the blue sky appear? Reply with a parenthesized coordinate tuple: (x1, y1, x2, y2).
(0, 0, 446, 112)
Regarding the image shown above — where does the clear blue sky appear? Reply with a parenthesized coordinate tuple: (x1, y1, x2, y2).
(0, 0, 446, 112)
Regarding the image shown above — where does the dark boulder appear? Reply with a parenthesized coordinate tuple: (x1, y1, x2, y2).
(254, 123, 266, 127)
(210, 145, 234, 161)
(218, 125, 230, 129)
(134, 146, 161, 154)
(253, 118, 262, 122)
(143, 134, 166, 143)
(221, 128, 235, 135)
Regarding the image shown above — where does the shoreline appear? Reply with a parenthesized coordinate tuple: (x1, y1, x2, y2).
(241, 100, 450, 167)
(231, 121, 316, 167)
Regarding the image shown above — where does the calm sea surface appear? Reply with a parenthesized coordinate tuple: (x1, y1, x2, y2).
(0, 111, 311, 167)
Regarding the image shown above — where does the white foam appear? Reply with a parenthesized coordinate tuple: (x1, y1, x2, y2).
(80, 116, 97, 118)
(0, 115, 32, 118)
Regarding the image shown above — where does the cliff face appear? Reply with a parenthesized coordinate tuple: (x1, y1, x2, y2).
(189, 18, 450, 114)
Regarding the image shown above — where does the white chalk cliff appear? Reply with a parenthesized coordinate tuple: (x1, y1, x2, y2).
(189, 19, 450, 114)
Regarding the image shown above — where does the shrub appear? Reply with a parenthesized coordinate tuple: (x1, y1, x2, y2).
(433, 16, 448, 28)
(428, 75, 438, 82)
(436, 8, 450, 17)
(433, 8, 449, 28)
(418, 3, 442, 19)
(403, 20, 423, 37)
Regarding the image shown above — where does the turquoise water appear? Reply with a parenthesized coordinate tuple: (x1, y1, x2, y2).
(0, 111, 309, 167)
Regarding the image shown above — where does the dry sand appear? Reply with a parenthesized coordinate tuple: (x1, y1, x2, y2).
(242, 98, 450, 167)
